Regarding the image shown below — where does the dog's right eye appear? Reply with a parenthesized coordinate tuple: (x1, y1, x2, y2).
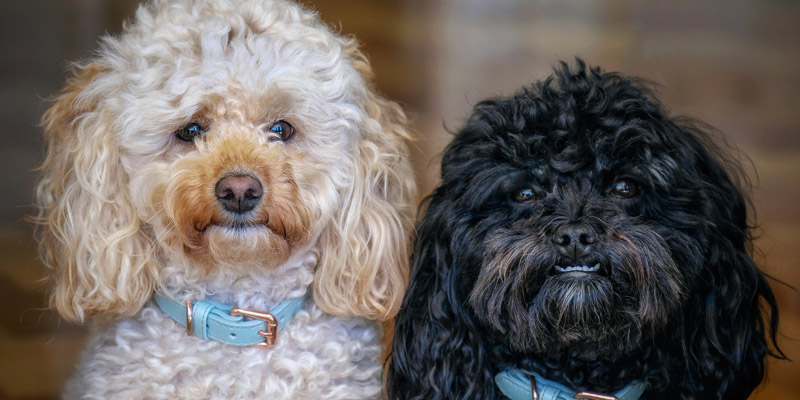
(513, 188, 535, 203)
(175, 122, 204, 142)
(611, 179, 638, 198)
(267, 120, 296, 142)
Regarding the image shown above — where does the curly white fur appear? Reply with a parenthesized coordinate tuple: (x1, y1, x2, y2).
(35, 0, 416, 398)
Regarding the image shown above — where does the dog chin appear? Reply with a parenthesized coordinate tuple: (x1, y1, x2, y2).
(472, 257, 642, 359)
(524, 277, 617, 344)
(194, 224, 292, 270)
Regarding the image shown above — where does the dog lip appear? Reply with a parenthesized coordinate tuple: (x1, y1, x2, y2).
(210, 212, 269, 230)
(554, 263, 601, 273)
(209, 222, 270, 233)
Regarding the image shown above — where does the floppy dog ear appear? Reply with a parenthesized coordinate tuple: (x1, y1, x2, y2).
(678, 121, 783, 397)
(35, 63, 158, 323)
(388, 193, 497, 399)
(313, 43, 416, 321)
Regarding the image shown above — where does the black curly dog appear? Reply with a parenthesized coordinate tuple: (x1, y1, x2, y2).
(388, 60, 783, 399)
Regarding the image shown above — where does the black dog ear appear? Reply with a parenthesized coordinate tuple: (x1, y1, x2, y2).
(677, 120, 784, 397)
(387, 191, 498, 399)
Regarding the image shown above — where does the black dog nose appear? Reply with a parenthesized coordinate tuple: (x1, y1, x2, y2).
(215, 174, 263, 214)
(552, 222, 598, 261)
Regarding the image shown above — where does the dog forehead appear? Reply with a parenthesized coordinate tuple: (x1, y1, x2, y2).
(105, 0, 363, 101)
(449, 126, 679, 191)
(448, 75, 689, 177)
(439, 110, 703, 206)
(88, 0, 369, 143)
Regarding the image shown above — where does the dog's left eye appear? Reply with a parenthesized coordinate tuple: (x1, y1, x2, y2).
(513, 188, 535, 203)
(175, 122, 205, 142)
(611, 180, 638, 198)
(267, 120, 295, 142)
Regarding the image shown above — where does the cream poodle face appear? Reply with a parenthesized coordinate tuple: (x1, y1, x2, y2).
(37, 0, 415, 323)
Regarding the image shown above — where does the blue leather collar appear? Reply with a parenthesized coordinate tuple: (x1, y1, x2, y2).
(496, 369, 648, 400)
(154, 291, 308, 348)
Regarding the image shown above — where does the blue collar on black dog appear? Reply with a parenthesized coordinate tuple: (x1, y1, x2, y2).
(496, 369, 648, 400)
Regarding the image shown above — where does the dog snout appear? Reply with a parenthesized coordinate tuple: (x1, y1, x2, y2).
(215, 174, 263, 214)
(552, 222, 597, 261)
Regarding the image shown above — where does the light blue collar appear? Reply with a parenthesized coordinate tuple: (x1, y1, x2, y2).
(154, 291, 308, 348)
(496, 369, 648, 400)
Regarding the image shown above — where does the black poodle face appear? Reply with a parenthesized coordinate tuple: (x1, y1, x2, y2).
(390, 61, 781, 400)
(438, 66, 721, 359)
(446, 68, 712, 359)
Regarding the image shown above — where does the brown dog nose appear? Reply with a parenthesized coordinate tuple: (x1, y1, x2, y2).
(215, 174, 263, 214)
(552, 222, 597, 261)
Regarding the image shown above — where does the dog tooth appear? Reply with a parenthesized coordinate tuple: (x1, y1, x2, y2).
(556, 265, 604, 272)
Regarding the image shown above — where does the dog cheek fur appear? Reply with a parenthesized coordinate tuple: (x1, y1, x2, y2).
(466, 204, 695, 360)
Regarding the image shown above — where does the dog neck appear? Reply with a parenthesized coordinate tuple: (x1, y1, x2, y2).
(495, 369, 647, 400)
(158, 246, 317, 311)
(504, 338, 665, 396)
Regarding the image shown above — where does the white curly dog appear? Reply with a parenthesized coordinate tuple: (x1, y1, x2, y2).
(35, 0, 416, 398)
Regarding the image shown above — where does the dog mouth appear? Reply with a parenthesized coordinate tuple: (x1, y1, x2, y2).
(208, 220, 273, 235)
(199, 212, 270, 233)
(554, 263, 601, 273)
(551, 260, 607, 277)
(212, 222, 264, 231)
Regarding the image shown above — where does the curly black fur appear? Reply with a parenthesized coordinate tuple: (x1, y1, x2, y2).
(388, 60, 783, 400)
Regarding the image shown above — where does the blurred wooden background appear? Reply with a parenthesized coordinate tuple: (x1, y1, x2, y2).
(0, 0, 797, 398)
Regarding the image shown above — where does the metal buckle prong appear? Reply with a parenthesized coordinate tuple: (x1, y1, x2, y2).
(230, 306, 278, 349)
(575, 392, 619, 400)
(185, 300, 194, 336)
(529, 374, 539, 400)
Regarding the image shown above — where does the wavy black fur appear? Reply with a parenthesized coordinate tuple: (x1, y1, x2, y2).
(388, 60, 783, 400)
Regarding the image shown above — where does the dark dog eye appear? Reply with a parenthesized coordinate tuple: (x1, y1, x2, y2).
(611, 180, 638, 198)
(175, 122, 204, 142)
(267, 120, 295, 142)
(513, 188, 535, 202)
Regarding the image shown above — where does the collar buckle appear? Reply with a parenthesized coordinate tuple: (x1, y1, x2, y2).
(157, 291, 307, 349)
(529, 374, 539, 400)
(529, 372, 620, 400)
(185, 300, 194, 336)
(575, 392, 619, 400)
(230, 306, 279, 349)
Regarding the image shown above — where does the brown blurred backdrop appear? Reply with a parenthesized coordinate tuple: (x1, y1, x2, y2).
(1, 0, 797, 399)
